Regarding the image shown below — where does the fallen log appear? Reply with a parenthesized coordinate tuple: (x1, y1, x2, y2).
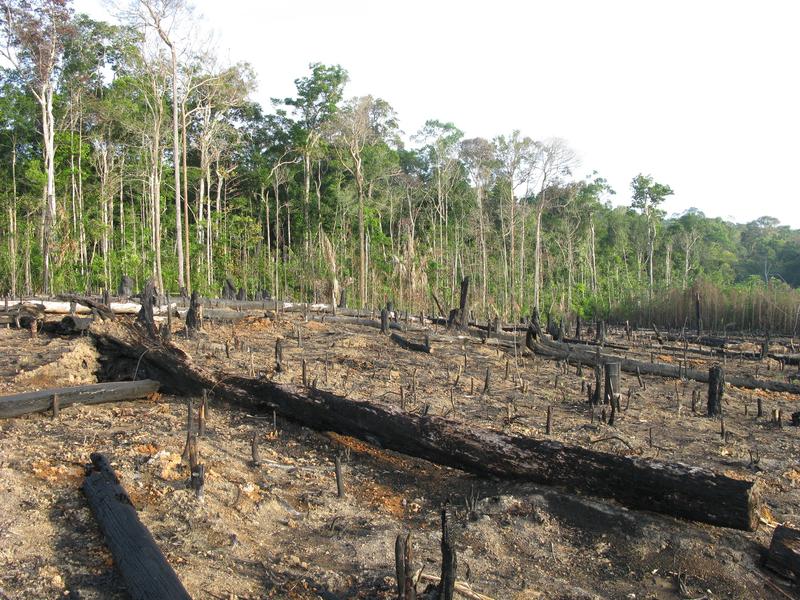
(89, 325, 761, 530)
(528, 335, 800, 395)
(83, 453, 191, 599)
(390, 332, 432, 353)
(2, 299, 174, 315)
(0, 380, 160, 419)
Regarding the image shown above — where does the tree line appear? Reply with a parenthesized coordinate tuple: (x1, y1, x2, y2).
(1, 0, 799, 332)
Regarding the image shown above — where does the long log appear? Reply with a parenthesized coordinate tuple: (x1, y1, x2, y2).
(2, 299, 175, 315)
(83, 453, 191, 599)
(90, 326, 761, 530)
(527, 335, 800, 395)
(0, 380, 160, 419)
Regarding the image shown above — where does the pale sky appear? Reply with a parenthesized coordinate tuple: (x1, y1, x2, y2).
(75, 0, 800, 227)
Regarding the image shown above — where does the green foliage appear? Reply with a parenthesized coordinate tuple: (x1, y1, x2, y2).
(0, 8, 796, 336)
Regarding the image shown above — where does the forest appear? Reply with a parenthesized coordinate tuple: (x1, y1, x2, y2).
(1, 0, 800, 330)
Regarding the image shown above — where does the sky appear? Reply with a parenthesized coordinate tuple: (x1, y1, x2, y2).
(74, 0, 800, 227)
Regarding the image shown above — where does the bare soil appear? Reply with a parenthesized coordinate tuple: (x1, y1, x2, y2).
(1, 316, 799, 599)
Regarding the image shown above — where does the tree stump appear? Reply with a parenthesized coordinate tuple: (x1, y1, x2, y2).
(707, 365, 724, 417)
(136, 279, 157, 339)
(185, 291, 201, 335)
(118, 275, 134, 299)
(457, 276, 470, 329)
(222, 278, 237, 300)
(604, 362, 621, 410)
(765, 525, 800, 582)
(439, 507, 457, 600)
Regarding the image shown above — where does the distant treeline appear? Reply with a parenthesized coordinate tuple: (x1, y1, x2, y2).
(0, 2, 798, 333)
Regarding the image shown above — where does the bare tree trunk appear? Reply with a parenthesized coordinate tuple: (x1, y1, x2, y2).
(534, 206, 543, 312)
(181, 104, 191, 295)
(589, 215, 598, 293)
(40, 83, 57, 294)
(9, 137, 17, 297)
(476, 185, 487, 312)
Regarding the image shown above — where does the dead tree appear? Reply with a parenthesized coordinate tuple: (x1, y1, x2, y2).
(83, 453, 191, 599)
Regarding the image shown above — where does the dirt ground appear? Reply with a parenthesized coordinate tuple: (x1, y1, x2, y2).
(1, 314, 799, 599)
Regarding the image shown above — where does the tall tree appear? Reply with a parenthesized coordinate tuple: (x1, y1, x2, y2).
(280, 63, 347, 256)
(129, 0, 191, 293)
(631, 173, 673, 298)
(460, 137, 495, 311)
(0, 0, 73, 292)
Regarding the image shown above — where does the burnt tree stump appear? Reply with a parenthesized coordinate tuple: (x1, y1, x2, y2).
(439, 507, 457, 600)
(222, 278, 237, 300)
(457, 276, 470, 329)
(707, 365, 724, 417)
(604, 362, 621, 410)
(136, 279, 157, 339)
(185, 291, 201, 335)
(695, 292, 703, 336)
(765, 525, 800, 582)
(275, 338, 284, 373)
(118, 275, 134, 299)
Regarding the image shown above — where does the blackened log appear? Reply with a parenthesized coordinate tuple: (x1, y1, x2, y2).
(765, 525, 800, 582)
(0, 380, 160, 419)
(527, 336, 800, 395)
(390, 332, 432, 353)
(90, 325, 761, 530)
(83, 453, 191, 600)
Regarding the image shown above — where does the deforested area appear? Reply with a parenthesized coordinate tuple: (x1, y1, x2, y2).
(1, 1, 800, 599)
